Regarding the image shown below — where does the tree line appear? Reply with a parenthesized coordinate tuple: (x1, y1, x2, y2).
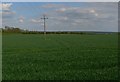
(2, 26, 24, 33)
(2, 26, 86, 34)
(2, 26, 116, 35)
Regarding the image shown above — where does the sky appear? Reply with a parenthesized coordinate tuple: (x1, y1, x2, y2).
(1, 2, 118, 32)
(1, 0, 119, 2)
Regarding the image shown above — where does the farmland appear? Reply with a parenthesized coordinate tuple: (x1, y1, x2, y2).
(2, 34, 118, 80)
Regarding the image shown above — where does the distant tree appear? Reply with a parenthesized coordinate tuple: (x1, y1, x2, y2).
(3, 26, 22, 33)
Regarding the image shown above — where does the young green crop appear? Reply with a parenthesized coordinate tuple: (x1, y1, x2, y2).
(2, 34, 118, 80)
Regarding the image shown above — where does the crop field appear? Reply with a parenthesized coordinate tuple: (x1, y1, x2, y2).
(2, 34, 118, 80)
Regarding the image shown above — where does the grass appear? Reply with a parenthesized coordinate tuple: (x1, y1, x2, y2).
(2, 34, 118, 80)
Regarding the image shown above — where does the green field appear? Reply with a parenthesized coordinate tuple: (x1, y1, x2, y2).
(2, 34, 118, 80)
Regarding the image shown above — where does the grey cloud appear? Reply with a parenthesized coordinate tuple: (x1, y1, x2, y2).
(2, 10, 16, 19)
(0, 3, 12, 11)
(18, 16, 25, 23)
(2, 3, 16, 19)
(41, 4, 66, 8)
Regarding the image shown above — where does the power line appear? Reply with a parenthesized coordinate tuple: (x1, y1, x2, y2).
(41, 14, 48, 35)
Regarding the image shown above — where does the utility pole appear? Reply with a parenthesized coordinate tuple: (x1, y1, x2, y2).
(41, 14, 48, 35)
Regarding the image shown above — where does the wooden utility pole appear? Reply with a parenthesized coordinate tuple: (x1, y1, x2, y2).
(41, 14, 48, 35)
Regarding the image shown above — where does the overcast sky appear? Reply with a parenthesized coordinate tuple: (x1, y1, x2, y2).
(1, 2, 118, 32)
